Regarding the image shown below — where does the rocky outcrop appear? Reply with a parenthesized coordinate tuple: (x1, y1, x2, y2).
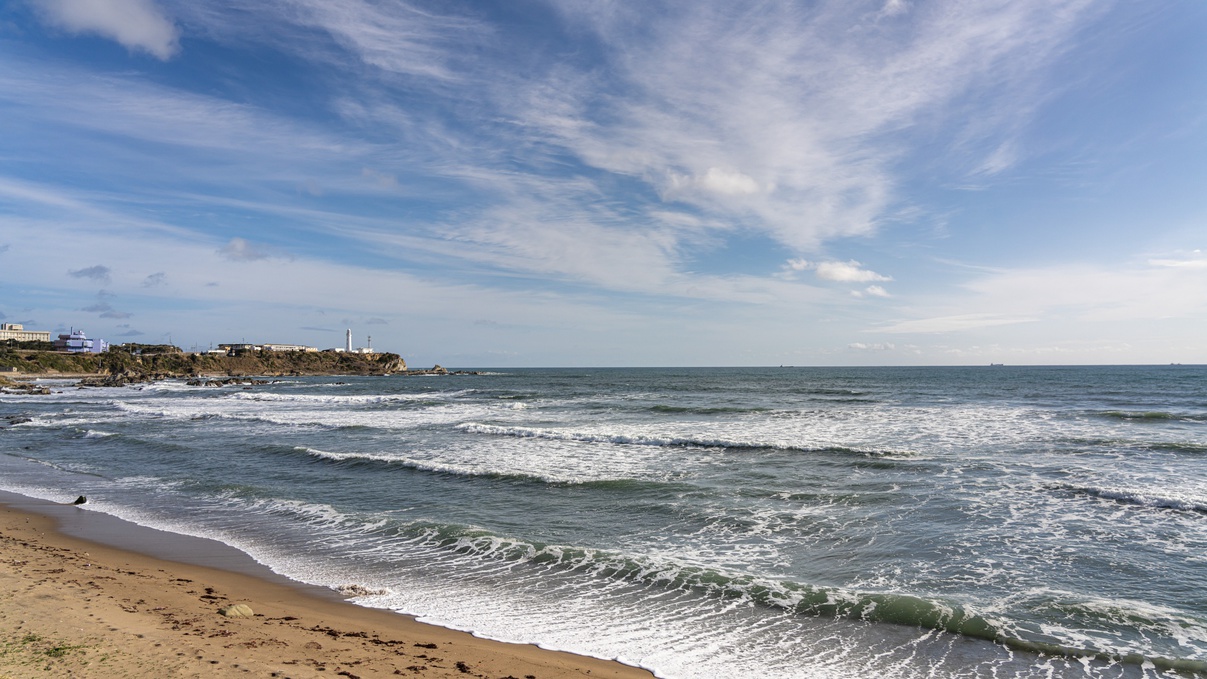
(2, 349, 407, 380)
(400, 365, 483, 376)
(186, 377, 275, 387)
(77, 371, 171, 387)
(0, 382, 51, 395)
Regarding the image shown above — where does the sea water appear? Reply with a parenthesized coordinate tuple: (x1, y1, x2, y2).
(2, 365, 1206, 678)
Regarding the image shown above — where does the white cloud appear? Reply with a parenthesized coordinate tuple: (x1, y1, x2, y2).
(878, 0, 911, 18)
(666, 168, 761, 198)
(975, 141, 1019, 176)
(815, 260, 892, 283)
(538, 1, 1100, 251)
(879, 313, 1038, 334)
(1148, 251, 1206, 269)
(218, 238, 273, 262)
(848, 342, 895, 351)
(878, 254, 1207, 336)
(34, 0, 179, 60)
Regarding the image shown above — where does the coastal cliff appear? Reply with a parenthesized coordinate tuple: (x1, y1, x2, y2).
(0, 348, 406, 379)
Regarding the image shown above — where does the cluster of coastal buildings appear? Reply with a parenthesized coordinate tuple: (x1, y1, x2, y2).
(212, 330, 376, 356)
(1, 324, 376, 356)
(1, 324, 109, 353)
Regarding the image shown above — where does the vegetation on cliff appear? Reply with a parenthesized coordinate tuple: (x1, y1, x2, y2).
(0, 347, 406, 377)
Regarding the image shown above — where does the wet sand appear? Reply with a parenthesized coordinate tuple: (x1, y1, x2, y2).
(0, 491, 655, 678)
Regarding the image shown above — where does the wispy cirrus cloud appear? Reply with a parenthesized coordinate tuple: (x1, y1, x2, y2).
(149, 0, 1107, 289)
(528, 1, 1102, 251)
(167, 0, 485, 81)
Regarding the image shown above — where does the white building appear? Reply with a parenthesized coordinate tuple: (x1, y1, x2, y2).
(53, 329, 109, 353)
(261, 343, 318, 353)
(0, 323, 52, 343)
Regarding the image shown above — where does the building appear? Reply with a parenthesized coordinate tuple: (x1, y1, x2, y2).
(261, 343, 319, 353)
(354, 334, 376, 354)
(342, 329, 375, 354)
(217, 343, 260, 355)
(53, 329, 109, 353)
(0, 323, 52, 343)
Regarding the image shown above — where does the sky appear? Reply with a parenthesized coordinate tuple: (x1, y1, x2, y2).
(1, 0, 1205, 367)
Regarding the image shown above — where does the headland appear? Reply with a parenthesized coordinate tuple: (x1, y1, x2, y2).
(1, 348, 478, 390)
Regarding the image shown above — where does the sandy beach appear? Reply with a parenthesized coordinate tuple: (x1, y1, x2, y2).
(0, 493, 654, 679)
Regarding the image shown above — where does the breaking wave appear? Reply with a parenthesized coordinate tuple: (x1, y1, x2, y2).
(455, 422, 911, 459)
(1049, 483, 1207, 514)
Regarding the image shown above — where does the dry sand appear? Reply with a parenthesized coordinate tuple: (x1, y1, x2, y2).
(0, 494, 655, 679)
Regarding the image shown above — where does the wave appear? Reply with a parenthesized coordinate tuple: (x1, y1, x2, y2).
(83, 430, 116, 438)
(226, 391, 452, 405)
(1094, 410, 1207, 423)
(372, 519, 1207, 675)
(646, 404, 770, 415)
(292, 446, 670, 488)
(455, 422, 912, 459)
(1049, 482, 1207, 514)
(1145, 441, 1207, 454)
(111, 401, 384, 431)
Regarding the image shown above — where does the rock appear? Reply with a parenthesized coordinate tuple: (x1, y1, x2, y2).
(218, 603, 254, 618)
(187, 377, 273, 387)
(0, 384, 51, 395)
(336, 583, 389, 597)
(72, 496, 87, 505)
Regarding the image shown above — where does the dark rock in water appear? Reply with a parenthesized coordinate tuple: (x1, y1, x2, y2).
(6, 416, 33, 425)
(73, 496, 87, 505)
(398, 365, 483, 377)
(76, 372, 161, 388)
(187, 377, 273, 387)
(0, 383, 51, 395)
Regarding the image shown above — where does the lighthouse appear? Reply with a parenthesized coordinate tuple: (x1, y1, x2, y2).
(345, 328, 352, 353)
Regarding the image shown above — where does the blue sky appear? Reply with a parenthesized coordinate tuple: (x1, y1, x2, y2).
(1, 0, 1205, 366)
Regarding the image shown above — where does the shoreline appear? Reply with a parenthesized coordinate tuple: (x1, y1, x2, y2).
(0, 489, 655, 678)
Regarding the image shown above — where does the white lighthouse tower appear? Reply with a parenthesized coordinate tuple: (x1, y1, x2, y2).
(345, 329, 352, 353)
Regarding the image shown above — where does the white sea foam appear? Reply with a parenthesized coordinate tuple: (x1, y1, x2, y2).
(112, 397, 499, 430)
(295, 445, 646, 485)
(227, 391, 438, 404)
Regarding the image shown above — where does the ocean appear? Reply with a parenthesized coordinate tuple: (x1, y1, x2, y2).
(2, 365, 1205, 678)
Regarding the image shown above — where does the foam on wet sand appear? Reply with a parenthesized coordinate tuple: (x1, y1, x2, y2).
(0, 491, 653, 678)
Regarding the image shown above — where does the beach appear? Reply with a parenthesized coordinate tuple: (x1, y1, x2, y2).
(0, 492, 653, 679)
